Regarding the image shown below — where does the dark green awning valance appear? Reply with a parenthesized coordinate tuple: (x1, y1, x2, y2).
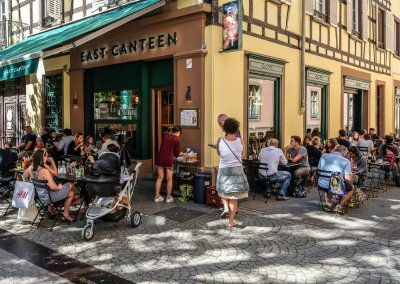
(0, 58, 39, 81)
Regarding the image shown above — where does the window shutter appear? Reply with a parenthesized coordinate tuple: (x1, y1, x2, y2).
(346, 0, 352, 34)
(361, 0, 368, 40)
(46, 0, 61, 20)
(305, 0, 313, 15)
(386, 11, 394, 51)
(330, 0, 338, 26)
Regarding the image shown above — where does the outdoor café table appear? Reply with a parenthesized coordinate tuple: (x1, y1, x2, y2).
(279, 162, 302, 171)
(56, 173, 91, 206)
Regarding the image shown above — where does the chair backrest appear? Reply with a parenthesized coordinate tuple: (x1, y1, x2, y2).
(317, 169, 342, 180)
(32, 179, 50, 204)
(357, 146, 369, 157)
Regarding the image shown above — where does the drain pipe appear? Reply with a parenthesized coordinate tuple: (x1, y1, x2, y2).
(300, 0, 306, 115)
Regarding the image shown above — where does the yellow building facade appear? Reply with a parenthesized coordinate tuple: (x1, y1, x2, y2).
(203, 0, 400, 167)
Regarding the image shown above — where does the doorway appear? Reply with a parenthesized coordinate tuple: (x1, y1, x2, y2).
(152, 89, 174, 167)
(344, 90, 363, 132)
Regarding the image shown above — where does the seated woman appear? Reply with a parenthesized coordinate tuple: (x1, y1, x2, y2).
(322, 138, 338, 154)
(348, 146, 368, 184)
(23, 149, 76, 221)
(84, 135, 98, 155)
(67, 133, 84, 156)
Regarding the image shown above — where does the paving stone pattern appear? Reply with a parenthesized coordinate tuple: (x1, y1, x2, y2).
(0, 247, 71, 284)
(1, 180, 400, 283)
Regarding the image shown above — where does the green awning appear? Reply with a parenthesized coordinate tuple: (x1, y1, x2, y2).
(0, 0, 164, 81)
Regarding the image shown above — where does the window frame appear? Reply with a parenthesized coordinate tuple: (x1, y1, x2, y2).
(313, 0, 329, 23)
(377, 8, 385, 49)
(351, 0, 362, 38)
(395, 20, 400, 56)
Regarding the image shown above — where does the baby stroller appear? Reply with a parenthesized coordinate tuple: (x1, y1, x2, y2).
(81, 162, 142, 241)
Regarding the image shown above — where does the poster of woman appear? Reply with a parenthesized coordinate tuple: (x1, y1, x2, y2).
(222, 1, 240, 51)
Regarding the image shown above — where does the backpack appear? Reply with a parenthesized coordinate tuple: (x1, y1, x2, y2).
(328, 172, 346, 196)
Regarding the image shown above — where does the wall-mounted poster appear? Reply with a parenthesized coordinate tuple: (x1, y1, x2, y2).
(180, 108, 199, 128)
(222, 1, 242, 51)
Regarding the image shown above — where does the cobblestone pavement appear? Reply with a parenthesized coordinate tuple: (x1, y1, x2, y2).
(0, 247, 71, 284)
(1, 180, 400, 283)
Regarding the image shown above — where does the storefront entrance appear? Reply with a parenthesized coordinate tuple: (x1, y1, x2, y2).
(84, 59, 173, 159)
(0, 77, 26, 147)
(152, 89, 174, 166)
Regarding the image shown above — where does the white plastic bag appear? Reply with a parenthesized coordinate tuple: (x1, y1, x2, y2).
(17, 205, 38, 222)
(12, 181, 34, 209)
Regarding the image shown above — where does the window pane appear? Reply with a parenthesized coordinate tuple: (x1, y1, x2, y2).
(94, 89, 139, 120)
(94, 123, 137, 154)
(306, 86, 321, 131)
(44, 75, 63, 132)
(248, 78, 275, 158)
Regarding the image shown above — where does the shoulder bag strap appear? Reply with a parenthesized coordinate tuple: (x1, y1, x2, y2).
(222, 138, 242, 165)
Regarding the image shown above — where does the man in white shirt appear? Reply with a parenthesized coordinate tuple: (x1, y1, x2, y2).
(258, 138, 291, 200)
(57, 129, 74, 155)
(99, 133, 120, 154)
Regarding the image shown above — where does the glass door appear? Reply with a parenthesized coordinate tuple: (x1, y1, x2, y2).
(153, 89, 174, 166)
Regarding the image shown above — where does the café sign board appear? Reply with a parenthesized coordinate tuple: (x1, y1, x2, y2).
(80, 32, 177, 63)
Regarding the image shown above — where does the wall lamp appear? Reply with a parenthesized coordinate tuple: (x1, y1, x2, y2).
(73, 93, 78, 108)
(185, 86, 192, 101)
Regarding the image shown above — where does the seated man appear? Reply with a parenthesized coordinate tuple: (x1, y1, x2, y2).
(317, 145, 354, 215)
(0, 143, 18, 178)
(258, 138, 291, 200)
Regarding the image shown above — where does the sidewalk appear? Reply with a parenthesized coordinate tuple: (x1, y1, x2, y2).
(0, 180, 400, 283)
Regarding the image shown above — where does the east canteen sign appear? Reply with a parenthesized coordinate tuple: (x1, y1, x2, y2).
(80, 32, 177, 63)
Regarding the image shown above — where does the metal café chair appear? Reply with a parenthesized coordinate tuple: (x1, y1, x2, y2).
(316, 169, 349, 215)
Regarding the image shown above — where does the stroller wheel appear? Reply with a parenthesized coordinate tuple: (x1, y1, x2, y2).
(82, 224, 94, 241)
(130, 211, 141, 228)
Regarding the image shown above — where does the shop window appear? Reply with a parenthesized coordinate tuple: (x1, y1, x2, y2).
(311, 91, 319, 119)
(248, 78, 274, 158)
(352, 0, 361, 38)
(395, 96, 400, 131)
(93, 89, 139, 155)
(343, 92, 354, 130)
(377, 8, 385, 49)
(313, 0, 329, 22)
(44, 74, 63, 132)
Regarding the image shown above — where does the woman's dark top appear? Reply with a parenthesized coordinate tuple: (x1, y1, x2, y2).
(67, 141, 81, 156)
(306, 145, 322, 167)
(379, 143, 399, 158)
(155, 133, 180, 168)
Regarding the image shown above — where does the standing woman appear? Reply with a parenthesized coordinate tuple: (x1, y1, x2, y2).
(217, 118, 249, 228)
(154, 125, 182, 203)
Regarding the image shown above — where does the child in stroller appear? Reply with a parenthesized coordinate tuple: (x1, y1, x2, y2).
(82, 144, 141, 241)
